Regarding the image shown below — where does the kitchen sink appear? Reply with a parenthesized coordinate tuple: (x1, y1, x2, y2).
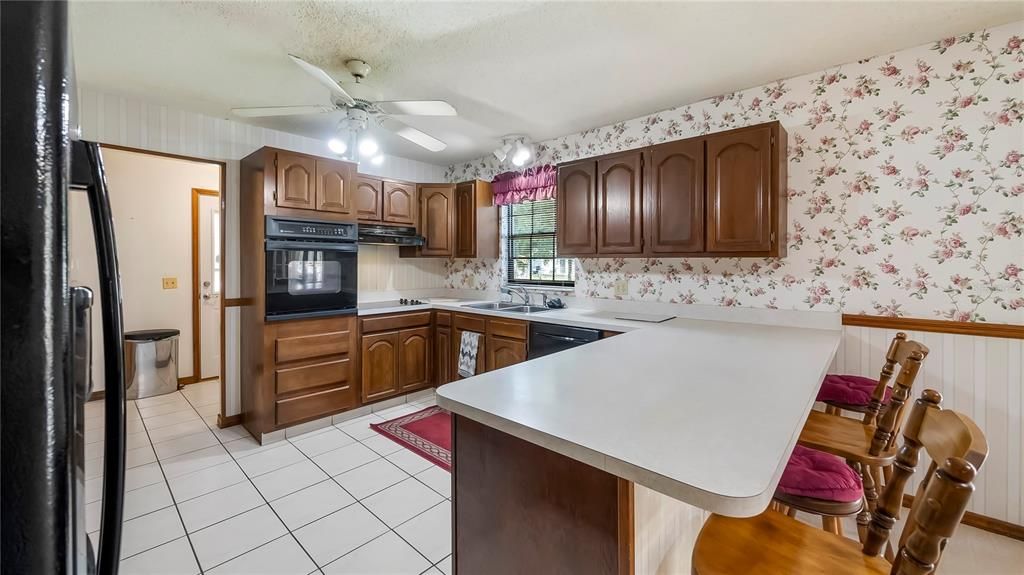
(463, 302, 525, 311)
(463, 302, 551, 314)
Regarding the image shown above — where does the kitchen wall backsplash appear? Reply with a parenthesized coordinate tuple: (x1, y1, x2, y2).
(446, 22, 1023, 323)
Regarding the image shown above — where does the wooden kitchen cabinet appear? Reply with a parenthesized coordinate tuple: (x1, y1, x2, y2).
(359, 312, 433, 403)
(354, 176, 383, 222)
(416, 184, 455, 256)
(435, 312, 452, 386)
(383, 181, 417, 225)
(315, 158, 355, 216)
(275, 152, 317, 210)
(706, 124, 779, 254)
(647, 138, 704, 254)
(402, 180, 496, 259)
(597, 152, 644, 254)
(398, 326, 431, 391)
(486, 335, 527, 372)
(361, 331, 400, 402)
(557, 160, 597, 256)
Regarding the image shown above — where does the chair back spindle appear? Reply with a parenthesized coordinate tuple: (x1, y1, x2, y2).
(869, 351, 925, 457)
(865, 333, 929, 427)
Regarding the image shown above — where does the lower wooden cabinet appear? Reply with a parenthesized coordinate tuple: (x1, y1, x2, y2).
(486, 335, 527, 371)
(359, 312, 433, 403)
(398, 327, 432, 391)
(361, 331, 400, 402)
(451, 313, 528, 380)
(435, 324, 452, 386)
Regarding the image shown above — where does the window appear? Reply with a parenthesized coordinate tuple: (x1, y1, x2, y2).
(504, 199, 575, 287)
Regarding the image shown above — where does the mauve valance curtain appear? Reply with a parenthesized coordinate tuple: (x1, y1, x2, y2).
(490, 164, 557, 206)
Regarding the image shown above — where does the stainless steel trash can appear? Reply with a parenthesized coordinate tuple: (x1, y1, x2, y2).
(124, 329, 179, 400)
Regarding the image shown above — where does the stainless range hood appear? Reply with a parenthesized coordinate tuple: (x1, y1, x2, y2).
(357, 224, 425, 247)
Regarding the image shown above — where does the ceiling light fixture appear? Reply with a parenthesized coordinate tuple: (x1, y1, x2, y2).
(493, 142, 512, 162)
(327, 138, 347, 155)
(358, 137, 379, 157)
(511, 141, 532, 167)
(370, 154, 384, 166)
(495, 135, 532, 167)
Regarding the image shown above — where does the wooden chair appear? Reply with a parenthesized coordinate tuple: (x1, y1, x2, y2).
(818, 332, 929, 426)
(798, 350, 926, 539)
(692, 389, 989, 575)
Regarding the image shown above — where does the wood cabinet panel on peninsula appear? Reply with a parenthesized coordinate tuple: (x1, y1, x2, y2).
(556, 120, 787, 258)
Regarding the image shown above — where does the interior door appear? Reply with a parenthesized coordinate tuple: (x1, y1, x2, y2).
(419, 185, 455, 256)
(556, 161, 596, 255)
(706, 126, 773, 253)
(647, 139, 705, 254)
(276, 152, 316, 210)
(197, 193, 221, 379)
(382, 181, 416, 225)
(597, 152, 643, 254)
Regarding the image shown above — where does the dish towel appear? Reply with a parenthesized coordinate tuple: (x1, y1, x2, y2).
(457, 331, 481, 378)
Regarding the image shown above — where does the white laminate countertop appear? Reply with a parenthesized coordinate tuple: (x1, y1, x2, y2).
(435, 314, 842, 518)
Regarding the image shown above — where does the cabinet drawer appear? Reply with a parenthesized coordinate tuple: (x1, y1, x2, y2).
(436, 311, 451, 327)
(453, 313, 486, 333)
(275, 330, 350, 363)
(275, 358, 351, 396)
(360, 311, 432, 334)
(486, 318, 527, 340)
(276, 385, 355, 427)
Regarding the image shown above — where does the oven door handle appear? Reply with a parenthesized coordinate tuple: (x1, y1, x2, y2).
(266, 240, 358, 252)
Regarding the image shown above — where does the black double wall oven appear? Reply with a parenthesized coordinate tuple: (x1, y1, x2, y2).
(265, 216, 358, 320)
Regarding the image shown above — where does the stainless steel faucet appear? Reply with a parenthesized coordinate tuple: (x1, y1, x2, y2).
(501, 285, 531, 305)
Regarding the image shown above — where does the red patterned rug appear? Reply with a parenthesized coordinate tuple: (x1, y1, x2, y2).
(370, 406, 452, 472)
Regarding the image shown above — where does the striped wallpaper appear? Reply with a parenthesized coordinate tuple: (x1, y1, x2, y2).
(831, 325, 1022, 525)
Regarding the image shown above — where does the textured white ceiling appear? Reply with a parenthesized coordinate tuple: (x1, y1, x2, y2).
(69, 1, 1023, 165)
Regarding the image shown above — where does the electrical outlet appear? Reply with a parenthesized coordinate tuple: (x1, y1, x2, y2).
(162, 277, 178, 289)
(613, 279, 628, 297)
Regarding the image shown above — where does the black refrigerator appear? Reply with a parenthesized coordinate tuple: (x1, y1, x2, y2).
(2, 2, 127, 573)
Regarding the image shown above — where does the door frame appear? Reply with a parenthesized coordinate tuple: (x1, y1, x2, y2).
(191, 187, 221, 385)
(99, 144, 228, 425)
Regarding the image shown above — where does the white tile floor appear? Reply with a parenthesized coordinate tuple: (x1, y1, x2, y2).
(86, 380, 1024, 574)
(85, 380, 450, 574)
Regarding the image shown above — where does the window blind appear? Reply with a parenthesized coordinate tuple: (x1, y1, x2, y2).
(504, 199, 575, 287)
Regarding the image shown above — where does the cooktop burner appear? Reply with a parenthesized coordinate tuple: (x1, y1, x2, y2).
(358, 299, 427, 310)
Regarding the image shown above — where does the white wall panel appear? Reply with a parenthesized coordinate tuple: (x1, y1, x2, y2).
(831, 326, 1023, 524)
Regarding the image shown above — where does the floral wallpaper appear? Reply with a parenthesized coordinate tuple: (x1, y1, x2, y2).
(445, 22, 1023, 323)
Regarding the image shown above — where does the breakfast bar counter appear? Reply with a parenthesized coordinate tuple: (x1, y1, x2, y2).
(437, 315, 842, 574)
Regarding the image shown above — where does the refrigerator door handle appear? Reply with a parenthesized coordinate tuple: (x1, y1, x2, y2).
(81, 141, 127, 575)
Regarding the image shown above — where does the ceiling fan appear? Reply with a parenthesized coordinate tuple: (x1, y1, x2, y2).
(231, 55, 456, 152)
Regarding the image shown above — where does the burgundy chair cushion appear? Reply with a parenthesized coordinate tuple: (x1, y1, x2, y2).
(815, 373, 891, 406)
(778, 445, 863, 502)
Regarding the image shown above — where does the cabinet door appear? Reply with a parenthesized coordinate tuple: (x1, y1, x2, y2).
(398, 327, 431, 391)
(647, 139, 704, 254)
(276, 152, 316, 210)
(383, 181, 416, 225)
(354, 176, 383, 222)
(451, 326, 486, 380)
(485, 335, 527, 372)
(597, 152, 643, 254)
(454, 182, 477, 258)
(360, 331, 399, 402)
(706, 126, 773, 253)
(315, 159, 354, 216)
(419, 185, 455, 257)
(435, 326, 451, 386)
(557, 161, 596, 255)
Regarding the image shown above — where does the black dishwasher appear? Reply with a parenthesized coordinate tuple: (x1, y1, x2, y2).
(528, 323, 602, 359)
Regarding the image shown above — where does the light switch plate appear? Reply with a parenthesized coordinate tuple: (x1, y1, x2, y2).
(162, 277, 178, 289)
(613, 279, 628, 297)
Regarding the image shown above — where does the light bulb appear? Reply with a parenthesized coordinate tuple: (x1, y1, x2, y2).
(370, 154, 384, 166)
(358, 137, 379, 157)
(327, 138, 347, 155)
(511, 142, 531, 166)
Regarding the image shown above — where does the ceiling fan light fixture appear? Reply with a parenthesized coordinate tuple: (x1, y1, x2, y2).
(359, 137, 379, 157)
(370, 154, 385, 166)
(327, 138, 347, 155)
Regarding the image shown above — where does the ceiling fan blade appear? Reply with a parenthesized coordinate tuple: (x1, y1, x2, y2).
(287, 54, 356, 106)
(379, 117, 447, 152)
(231, 105, 336, 117)
(376, 100, 457, 116)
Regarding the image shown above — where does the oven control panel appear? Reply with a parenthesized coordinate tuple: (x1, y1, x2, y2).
(265, 216, 357, 241)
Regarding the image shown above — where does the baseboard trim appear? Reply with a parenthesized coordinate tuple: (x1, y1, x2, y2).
(903, 494, 1024, 541)
(88, 390, 105, 402)
(217, 413, 242, 428)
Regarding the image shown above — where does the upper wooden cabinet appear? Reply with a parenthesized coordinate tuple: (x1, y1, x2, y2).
(276, 152, 317, 210)
(383, 181, 416, 225)
(647, 138, 704, 254)
(417, 184, 456, 256)
(706, 125, 777, 254)
(597, 152, 644, 254)
(354, 176, 383, 221)
(557, 160, 597, 256)
(315, 158, 354, 215)
(555, 121, 787, 258)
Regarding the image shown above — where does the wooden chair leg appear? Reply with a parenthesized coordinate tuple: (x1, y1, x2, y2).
(786, 506, 797, 518)
(822, 515, 843, 536)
